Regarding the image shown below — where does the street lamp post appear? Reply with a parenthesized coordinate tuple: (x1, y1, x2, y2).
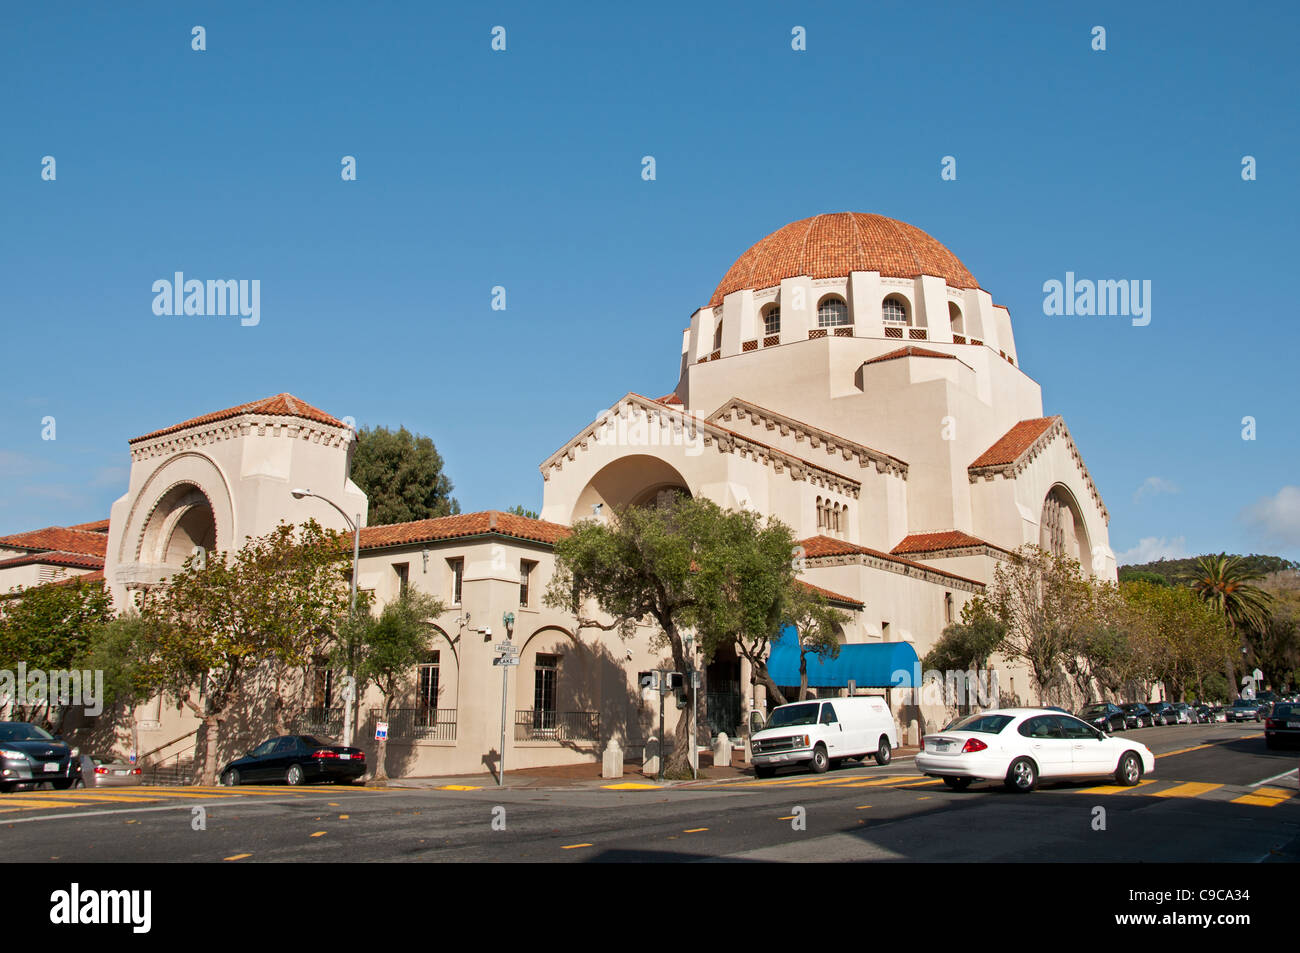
(291, 489, 360, 747)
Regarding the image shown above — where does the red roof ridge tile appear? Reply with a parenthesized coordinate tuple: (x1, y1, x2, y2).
(969, 417, 1061, 470)
(129, 393, 348, 445)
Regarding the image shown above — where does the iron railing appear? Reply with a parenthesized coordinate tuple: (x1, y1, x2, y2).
(369, 708, 457, 741)
(293, 707, 344, 739)
(514, 710, 599, 742)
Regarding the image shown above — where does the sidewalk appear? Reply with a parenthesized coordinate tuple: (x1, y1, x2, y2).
(382, 748, 921, 791)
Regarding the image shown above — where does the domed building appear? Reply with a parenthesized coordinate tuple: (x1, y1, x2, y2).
(1, 213, 1115, 779)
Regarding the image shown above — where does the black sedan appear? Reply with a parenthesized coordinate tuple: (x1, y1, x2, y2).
(219, 735, 365, 786)
(1146, 701, 1178, 726)
(0, 722, 79, 792)
(1265, 703, 1300, 749)
(1078, 702, 1127, 733)
(1119, 703, 1154, 728)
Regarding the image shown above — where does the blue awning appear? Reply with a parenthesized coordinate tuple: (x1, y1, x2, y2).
(767, 625, 920, 689)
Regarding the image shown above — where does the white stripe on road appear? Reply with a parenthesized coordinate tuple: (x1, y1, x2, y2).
(1251, 767, 1298, 789)
(0, 799, 261, 825)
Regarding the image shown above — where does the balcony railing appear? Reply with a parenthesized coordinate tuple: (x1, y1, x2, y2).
(370, 708, 457, 742)
(514, 710, 600, 742)
(293, 707, 344, 738)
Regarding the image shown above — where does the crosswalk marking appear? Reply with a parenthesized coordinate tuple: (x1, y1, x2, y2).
(1151, 782, 1223, 799)
(1078, 780, 1157, 795)
(1231, 786, 1293, 808)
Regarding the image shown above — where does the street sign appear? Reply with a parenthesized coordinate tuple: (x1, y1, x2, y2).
(493, 656, 520, 666)
(375, 722, 389, 740)
(495, 642, 517, 653)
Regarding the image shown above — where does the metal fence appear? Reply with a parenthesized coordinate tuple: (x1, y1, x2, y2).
(514, 710, 599, 742)
(292, 707, 344, 739)
(369, 708, 457, 742)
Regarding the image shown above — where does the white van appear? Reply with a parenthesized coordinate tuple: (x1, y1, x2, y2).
(750, 696, 898, 778)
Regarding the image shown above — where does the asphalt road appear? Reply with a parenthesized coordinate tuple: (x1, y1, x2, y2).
(3, 723, 1297, 863)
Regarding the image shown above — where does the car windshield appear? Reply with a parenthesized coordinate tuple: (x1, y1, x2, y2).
(299, 736, 332, 748)
(767, 704, 820, 729)
(1080, 705, 1108, 715)
(944, 713, 1013, 734)
(0, 723, 54, 742)
(1272, 705, 1295, 718)
(1232, 700, 1254, 707)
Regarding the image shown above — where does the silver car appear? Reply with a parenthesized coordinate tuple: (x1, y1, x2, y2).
(75, 754, 143, 788)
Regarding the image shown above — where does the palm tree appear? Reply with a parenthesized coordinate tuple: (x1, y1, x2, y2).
(1189, 554, 1272, 698)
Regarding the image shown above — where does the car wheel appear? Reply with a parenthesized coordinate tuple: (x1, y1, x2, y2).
(73, 778, 85, 789)
(809, 744, 829, 774)
(874, 736, 892, 766)
(221, 769, 240, 787)
(753, 765, 774, 779)
(1115, 751, 1143, 786)
(942, 776, 972, 791)
(1004, 757, 1037, 793)
(286, 764, 306, 786)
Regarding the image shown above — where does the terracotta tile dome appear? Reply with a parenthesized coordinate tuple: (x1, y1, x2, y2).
(708, 213, 980, 308)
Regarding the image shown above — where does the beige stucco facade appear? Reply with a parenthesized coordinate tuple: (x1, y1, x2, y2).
(2, 213, 1118, 779)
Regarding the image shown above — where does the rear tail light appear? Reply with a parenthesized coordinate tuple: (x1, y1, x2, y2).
(353, 751, 365, 761)
(313, 749, 340, 759)
(1266, 719, 1277, 729)
(961, 738, 988, 753)
(95, 766, 108, 775)
(132, 768, 141, 775)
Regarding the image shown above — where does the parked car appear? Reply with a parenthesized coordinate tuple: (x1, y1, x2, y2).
(1264, 703, 1300, 749)
(1227, 699, 1264, 723)
(219, 735, 366, 786)
(916, 708, 1156, 793)
(1078, 702, 1127, 733)
(0, 722, 79, 792)
(1206, 706, 1228, 723)
(751, 696, 899, 778)
(74, 754, 143, 788)
(1119, 703, 1154, 728)
(1146, 702, 1178, 726)
(1169, 702, 1197, 724)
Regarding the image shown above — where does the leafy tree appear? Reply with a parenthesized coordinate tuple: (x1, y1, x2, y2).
(506, 505, 539, 520)
(0, 577, 113, 725)
(985, 545, 1099, 705)
(1190, 554, 1273, 697)
(923, 597, 1006, 711)
(131, 520, 353, 785)
(785, 586, 850, 702)
(340, 590, 445, 782)
(1120, 580, 1235, 701)
(351, 425, 460, 525)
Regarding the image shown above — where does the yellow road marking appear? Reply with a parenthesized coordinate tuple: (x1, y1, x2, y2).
(436, 785, 482, 791)
(1232, 786, 1294, 808)
(1253, 787, 1293, 799)
(602, 783, 662, 790)
(310, 831, 326, 837)
(897, 779, 944, 788)
(339, 814, 349, 819)
(778, 815, 797, 820)
(683, 827, 708, 833)
(855, 805, 871, 810)
(0, 798, 81, 809)
(1158, 734, 1263, 759)
(561, 843, 592, 849)
(1151, 782, 1223, 799)
(840, 775, 925, 788)
(224, 853, 252, 861)
(1078, 780, 1157, 795)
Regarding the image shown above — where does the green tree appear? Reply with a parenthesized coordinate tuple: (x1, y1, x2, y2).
(1120, 580, 1234, 701)
(132, 520, 353, 785)
(506, 505, 539, 520)
(786, 586, 850, 702)
(1190, 554, 1272, 697)
(351, 425, 460, 525)
(340, 590, 445, 782)
(985, 545, 1098, 705)
(0, 576, 113, 725)
(923, 597, 1006, 711)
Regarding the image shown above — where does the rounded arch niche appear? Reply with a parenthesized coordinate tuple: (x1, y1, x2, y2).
(570, 454, 692, 524)
(1039, 483, 1092, 571)
(139, 483, 218, 568)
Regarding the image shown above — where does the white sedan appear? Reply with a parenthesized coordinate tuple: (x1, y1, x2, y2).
(915, 708, 1156, 793)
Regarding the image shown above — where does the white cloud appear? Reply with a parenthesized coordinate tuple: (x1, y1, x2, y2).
(1133, 476, 1180, 503)
(1240, 486, 1300, 549)
(1115, 536, 1189, 565)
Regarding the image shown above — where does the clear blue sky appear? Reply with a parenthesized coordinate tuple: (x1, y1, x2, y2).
(3, 2, 1298, 563)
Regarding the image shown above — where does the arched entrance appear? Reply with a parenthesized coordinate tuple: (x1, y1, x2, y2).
(1040, 484, 1091, 571)
(139, 483, 218, 569)
(569, 454, 692, 523)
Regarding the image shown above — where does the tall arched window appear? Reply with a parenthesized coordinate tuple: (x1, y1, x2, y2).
(713, 317, 724, 352)
(949, 302, 964, 335)
(817, 296, 850, 328)
(762, 304, 781, 335)
(816, 496, 824, 529)
(882, 296, 909, 325)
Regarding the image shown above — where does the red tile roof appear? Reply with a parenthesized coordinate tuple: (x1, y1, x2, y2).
(655, 393, 683, 405)
(359, 511, 571, 551)
(798, 579, 864, 609)
(0, 527, 109, 557)
(863, 345, 958, 365)
(797, 535, 982, 586)
(130, 393, 348, 444)
(67, 518, 111, 533)
(970, 417, 1059, 469)
(891, 531, 1004, 555)
(0, 550, 106, 571)
(709, 213, 980, 308)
